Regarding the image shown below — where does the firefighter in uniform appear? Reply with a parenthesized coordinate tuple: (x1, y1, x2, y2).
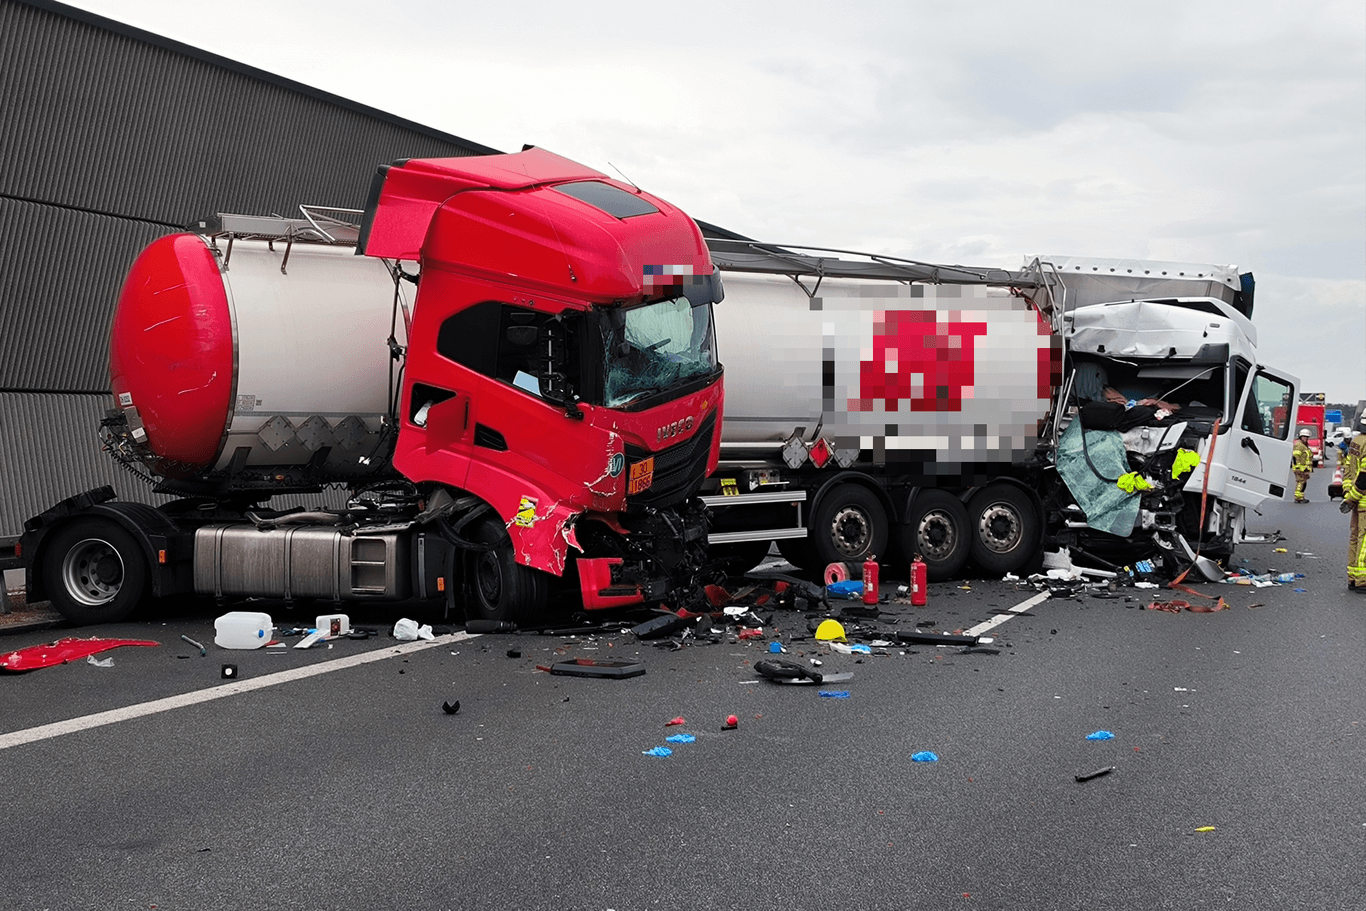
(1292, 429, 1313, 503)
(1340, 428, 1366, 592)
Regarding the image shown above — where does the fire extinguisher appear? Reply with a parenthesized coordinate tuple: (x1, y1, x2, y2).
(910, 554, 927, 606)
(862, 554, 879, 605)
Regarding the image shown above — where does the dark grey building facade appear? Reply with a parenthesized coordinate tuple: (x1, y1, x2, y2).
(1, 0, 498, 536)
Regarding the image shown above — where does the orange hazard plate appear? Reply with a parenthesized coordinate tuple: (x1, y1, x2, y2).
(628, 457, 654, 494)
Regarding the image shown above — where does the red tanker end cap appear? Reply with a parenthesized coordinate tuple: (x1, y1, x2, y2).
(109, 234, 233, 469)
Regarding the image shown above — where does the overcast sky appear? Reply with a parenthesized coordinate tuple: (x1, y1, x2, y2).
(66, 0, 1366, 407)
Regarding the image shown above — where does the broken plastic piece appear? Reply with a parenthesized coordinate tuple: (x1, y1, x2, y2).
(754, 658, 823, 684)
(665, 716, 686, 726)
(294, 630, 327, 649)
(737, 627, 764, 640)
(1086, 730, 1115, 740)
(818, 690, 851, 698)
(768, 641, 784, 653)
(549, 658, 646, 679)
(1194, 826, 1216, 833)
(642, 746, 672, 757)
(1075, 765, 1116, 783)
(911, 751, 939, 762)
(894, 629, 987, 647)
(665, 733, 696, 744)
(442, 700, 461, 715)
(86, 655, 114, 668)
(0, 637, 161, 672)
(631, 613, 688, 640)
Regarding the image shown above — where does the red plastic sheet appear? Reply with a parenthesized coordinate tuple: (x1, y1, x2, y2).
(0, 637, 160, 672)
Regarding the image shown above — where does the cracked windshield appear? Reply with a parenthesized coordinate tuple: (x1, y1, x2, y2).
(603, 296, 718, 408)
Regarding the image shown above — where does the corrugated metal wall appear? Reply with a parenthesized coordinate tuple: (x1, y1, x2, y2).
(0, 0, 498, 536)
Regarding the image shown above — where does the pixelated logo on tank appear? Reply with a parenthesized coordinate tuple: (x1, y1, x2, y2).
(852, 311, 988, 412)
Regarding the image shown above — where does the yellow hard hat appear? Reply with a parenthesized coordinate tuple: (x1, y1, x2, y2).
(814, 619, 847, 642)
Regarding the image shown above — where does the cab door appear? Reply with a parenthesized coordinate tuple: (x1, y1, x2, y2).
(1196, 360, 1298, 508)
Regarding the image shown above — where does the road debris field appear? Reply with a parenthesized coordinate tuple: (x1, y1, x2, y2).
(1, 471, 1363, 910)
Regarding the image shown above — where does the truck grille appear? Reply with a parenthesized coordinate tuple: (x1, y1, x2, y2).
(626, 411, 716, 510)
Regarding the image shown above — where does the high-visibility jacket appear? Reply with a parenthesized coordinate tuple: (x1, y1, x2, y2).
(1344, 435, 1366, 506)
(1292, 440, 1313, 474)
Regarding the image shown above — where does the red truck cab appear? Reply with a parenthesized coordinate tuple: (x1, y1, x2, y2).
(359, 148, 725, 619)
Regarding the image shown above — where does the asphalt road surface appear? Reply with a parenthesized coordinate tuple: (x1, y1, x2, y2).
(2, 468, 1362, 910)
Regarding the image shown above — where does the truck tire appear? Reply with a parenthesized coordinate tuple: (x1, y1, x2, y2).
(901, 490, 970, 581)
(808, 485, 888, 569)
(40, 518, 147, 625)
(465, 515, 548, 624)
(966, 484, 1039, 576)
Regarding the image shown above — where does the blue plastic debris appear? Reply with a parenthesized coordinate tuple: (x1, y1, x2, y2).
(1086, 730, 1115, 741)
(911, 751, 939, 762)
(818, 690, 851, 698)
(665, 733, 696, 744)
(1293, 588, 1307, 593)
(642, 746, 673, 757)
(847, 644, 872, 654)
(827, 580, 863, 597)
(768, 641, 784, 653)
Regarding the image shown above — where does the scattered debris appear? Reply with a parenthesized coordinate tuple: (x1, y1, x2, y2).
(1075, 765, 1116, 783)
(393, 618, 435, 641)
(547, 658, 645, 679)
(911, 751, 939, 762)
(666, 733, 696, 744)
(818, 690, 851, 698)
(180, 635, 206, 656)
(642, 746, 672, 757)
(1, 637, 160, 672)
(214, 611, 273, 649)
(723, 714, 738, 730)
(1086, 730, 1115, 740)
(465, 619, 517, 633)
(86, 655, 114, 668)
(1194, 826, 1217, 833)
(442, 700, 461, 715)
(631, 612, 688, 640)
(665, 716, 686, 726)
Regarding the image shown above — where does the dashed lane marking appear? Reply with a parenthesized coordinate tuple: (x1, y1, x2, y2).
(963, 591, 1050, 638)
(0, 632, 478, 752)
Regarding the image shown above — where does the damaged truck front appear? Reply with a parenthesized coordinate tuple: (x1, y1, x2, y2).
(21, 148, 724, 625)
(700, 243, 1296, 580)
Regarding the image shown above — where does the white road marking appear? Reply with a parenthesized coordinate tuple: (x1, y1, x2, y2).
(964, 591, 1050, 638)
(0, 632, 478, 751)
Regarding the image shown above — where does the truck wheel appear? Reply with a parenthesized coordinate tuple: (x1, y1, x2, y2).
(901, 491, 969, 581)
(808, 485, 888, 569)
(41, 519, 147, 625)
(967, 484, 1039, 575)
(466, 516, 547, 624)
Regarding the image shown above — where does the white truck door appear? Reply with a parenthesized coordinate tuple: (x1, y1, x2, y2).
(1190, 361, 1298, 508)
